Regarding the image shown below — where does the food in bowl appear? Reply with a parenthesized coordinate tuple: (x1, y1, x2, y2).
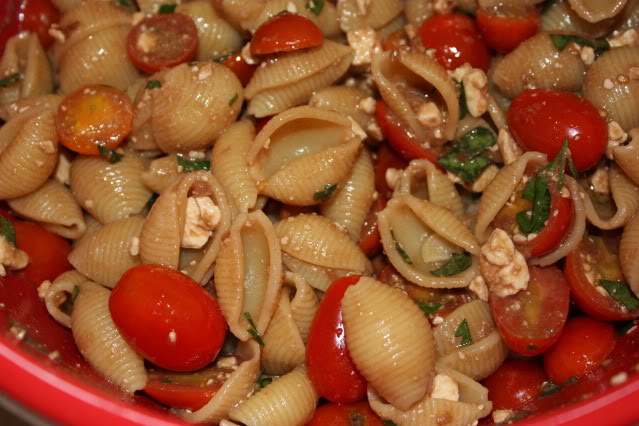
(1, 0, 639, 425)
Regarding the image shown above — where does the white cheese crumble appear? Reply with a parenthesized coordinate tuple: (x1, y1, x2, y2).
(608, 29, 638, 48)
(463, 69, 488, 117)
(417, 102, 442, 128)
(430, 374, 459, 401)
(610, 371, 628, 386)
(480, 229, 530, 297)
(497, 128, 522, 165)
(468, 275, 488, 301)
(358, 96, 376, 114)
(347, 29, 382, 66)
(168, 330, 177, 343)
(349, 117, 367, 140)
(0, 238, 29, 277)
(129, 237, 140, 256)
(607, 121, 628, 159)
(37, 280, 52, 299)
(48, 25, 65, 43)
(385, 168, 402, 190)
(432, 315, 444, 325)
(136, 30, 157, 53)
(449, 63, 473, 83)
(591, 167, 610, 194)
(241, 43, 259, 65)
(182, 196, 221, 249)
(492, 409, 514, 424)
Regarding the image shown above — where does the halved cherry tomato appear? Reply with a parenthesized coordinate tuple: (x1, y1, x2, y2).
(56, 84, 133, 155)
(250, 13, 323, 56)
(358, 196, 386, 257)
(127, 13, 198, 73)
(144, 367, 226, 410)
(12, 220, 72, 286)
(417, 13, 491, 71)
(476, 6, 540, 53)
(109, 264, 227, 371)
(565, 236, 639, 321)
(0, 0, 59, 56)
(219, 53, 256, 87)
(482, 359, 547, 410)
(490, 266, 570, 356)
(307, 276, 367, 403)
(307, 401, 384, 426)
(374, 143, 407, 199)
(544, 316, 616, 384)
(507, 89, 607, 172)
(375, 100, 440, 165)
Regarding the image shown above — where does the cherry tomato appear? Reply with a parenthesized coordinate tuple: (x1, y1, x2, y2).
(375, 100, 440, 165)
(143, 366, 226, 410)
(307, 401, 384, 426)
(373, 143, 407, 200)
(250, 13, 323, 56)
(0, 0, 59, 56)
(565, 236, 639, 321)
(307, 276, 367, 403)
(417, 13, 491, 71)
(476, 6, 540, 53)
(507, 89, 607, 172)
(544, 317, 616, 384)
(482, 360, 547, 410)
(218, 52, 256, 87)
(490, 266, 570, 356)
(11, 220, 72, 286)
(109, 264, 227, 371)
(358, 196, 386, 257)
(56, 84, 133, 155)
(127, 13, 198, 73)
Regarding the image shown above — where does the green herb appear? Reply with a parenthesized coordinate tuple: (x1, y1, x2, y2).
(158, 3, 177, 13)
(527, 344, 537, 351)
(213, 53, 231, 63)
(431, 253, 471, 277)
(98, 145, 123, 164)
(313, 183, 337, 201)
(0, 216, 16, 247)
(0, 73, 20, 87)
(550, 34, 610, 56)
(6, 318, 48, 353)
(177, 154, 210, 173)
(305, 0, 324, 15)
(539, 377, 577, 398)
(229, 93, 239, 106)
(146, 193, 159, 210)
(244, 312, 265, 347)
(145, 80, 162, 89)
(600, 280, 639, 311)
(615, 320, 636, 336)
(117, 0, 135, 9)
(161, 378, 173, 384)
(516, 175, 551, 234)
(416, 301, 441, 314)
(71, 286, 79, 303)
(383, 421, 398, 426)
(391, 231, 412, 265)
(458, 82, 468, 120)
(454, 318, 473, 347)
(187, 61, 198, 66)
(257, 376, 272, 389)
(437, 127, 496, 183)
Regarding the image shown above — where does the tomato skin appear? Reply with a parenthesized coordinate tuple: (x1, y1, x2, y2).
(358, 196, 386, 257)
(417, 13, 491, 71)
(0, 0, 59, 56)
(109, 265, 227, 371)
(525, 195, 572, 258)
(307, 276, 367, 403)
(374, 144, 407, 200)
(219, 53, 256, 87)
(143, 368, 222, 410)
(476, 7, 539, 53)
(490, 266, 570, 356)
(507, 89, 607, 172)
(12, 220, 72, 286)
(250, 13, 323, 56)
(307, 402, 384, 426)
(482, 360, 547, 410)
(544, 317, 616, 384)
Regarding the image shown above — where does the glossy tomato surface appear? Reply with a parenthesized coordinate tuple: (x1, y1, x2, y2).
(0, 0, 59, 56)
(476, 7, 539, 53)
(307, 401, 384, 426)
(482, 359, 547, 410)
(144, 367, 225, 411)
(109, 265, 227, 371)
(250, 13, 323, 55)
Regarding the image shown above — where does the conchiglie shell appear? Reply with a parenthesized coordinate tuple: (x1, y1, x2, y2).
(342, 277, 435, 410)
(620, 214, 639, 297)
(285, 272, 318, 343)
(216, 0, 265, 31)
(248, 0, 340, 38)
(378, 195, 480, 288)
(568, 0, 628, 22)
(245, 41, 353, 117)
(320, 149, 375, 241)
(0, 107, 58, 200)
(281, 252, 351, 291)
(0, 94, 62, 122)
(438, 330, 509, 381)
(214, 210, 282, 341)
(137, 0, 174, 13)
(248, 106, 362, 206)
(68, 217, 144, 289)
(583, 164, 639, 229)
(541, 0, 619, 38)
(275, 214, 372, 273)
(372, 50, 459, 142)
(493, 32, 585, 99)
(8, 180, 86, 239)
(70, 154, 151, 224)
(583, 46, 639, 131)
(212, 120, 258, 218)
(151, 62, 243, 153)
(140, 171, 232, 283)
(337, 0, 403, 31)
(229, 365, 318, 426)
(44, 270, 87, 328)
(140, 154, 183, 194)
(405, 0, 434, 28)
(177, 1, 243, 60)
(433, 300, 495, 356)
(613, 130, 639, 186)
(393, 159, 464, 218)
(182, 340, 261, 424)
(618, 0, 639, 31)
(71, 281, 147, 393)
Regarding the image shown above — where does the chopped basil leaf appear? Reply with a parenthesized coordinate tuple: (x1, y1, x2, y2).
(431, 253, 472, 277)
(71, 286, 79, 303)
(145, 80, 162, 89)
(516, 175, 551, 234)
(437, 127, 496, 183)
(229, 93, 239, 106)
(0, 73, 20, 87)
(161, 378, 173, 384)
(615, 320, 636, 336)
(117, 0, 135, 9)
(458, 82, 468, 120)
(439, 152, 491, 183)
(158, 3, 177, 13)
(454, 318, 473, 347)
(146, 193, 159, 210)
(550, 34, 610, 56)
(600, 280, 639, 311)
(539, 377, 577, 398)
(313, 183, 337, 201)
(6, 318, 48, 353)
(391, 231, 412, 265)
(527, 344, 537, 351)
(98, 145, 123, 164)
(0, 216, 16, 247)
(415, 301, 441, 314)
(255, 375, 272, 391)
(244, 312, 265, 347)
(383, 421, 398, 426)
(177, 154, 210, 173)
(305, 0, 324, 15)
(213, 53, 231, 63)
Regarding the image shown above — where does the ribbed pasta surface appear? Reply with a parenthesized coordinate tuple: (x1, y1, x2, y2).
(337, 0, 403, 31)
(44, 270, 86, 329)
(0, 33, 52, 105)
(583, 164, 639, 230)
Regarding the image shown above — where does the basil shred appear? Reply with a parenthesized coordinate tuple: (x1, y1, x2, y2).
(437, 127, 496, 183)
